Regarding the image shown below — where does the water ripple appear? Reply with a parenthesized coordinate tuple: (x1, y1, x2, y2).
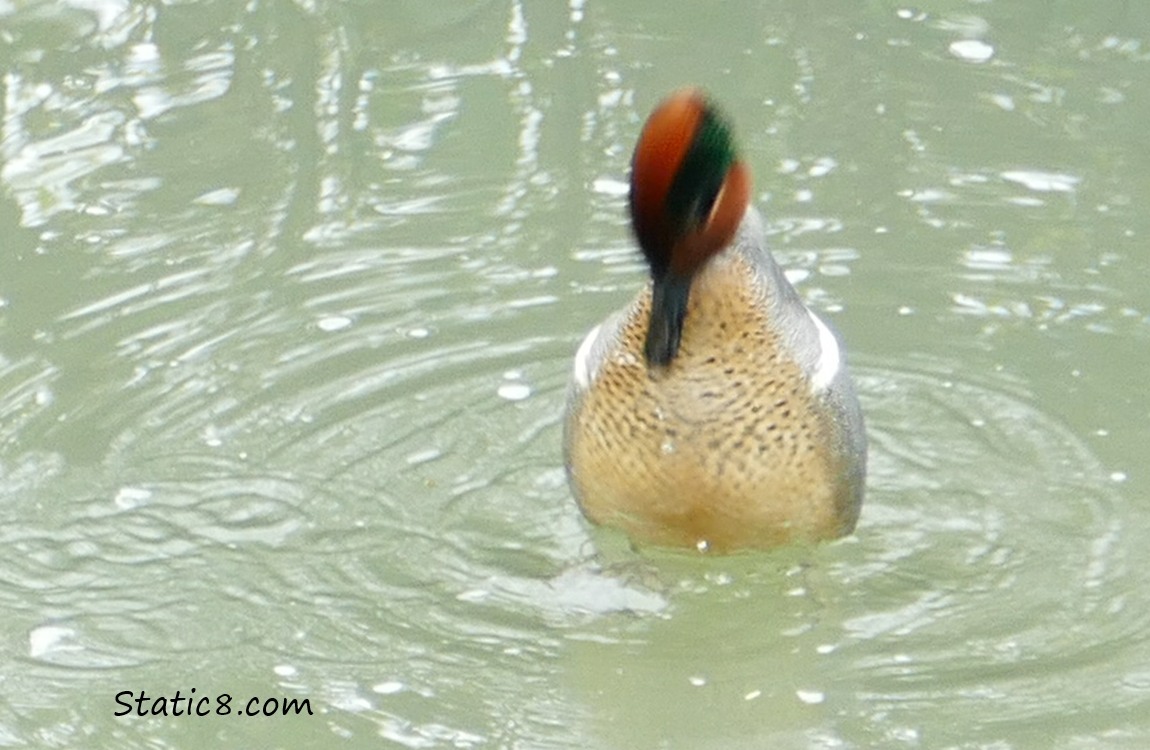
(824, 362, 1145, 742)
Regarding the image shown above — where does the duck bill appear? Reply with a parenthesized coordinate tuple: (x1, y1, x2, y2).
(644, 271, 694, 368)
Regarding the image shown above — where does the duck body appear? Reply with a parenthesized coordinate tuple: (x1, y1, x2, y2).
(563, 89, 866, 552)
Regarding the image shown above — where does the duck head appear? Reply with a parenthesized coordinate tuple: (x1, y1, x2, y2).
(629, 88, 751, 368)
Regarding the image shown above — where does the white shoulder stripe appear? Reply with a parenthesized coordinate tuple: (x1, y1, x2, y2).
(572, 324, 603, 390)
(807, 311, 841, 393)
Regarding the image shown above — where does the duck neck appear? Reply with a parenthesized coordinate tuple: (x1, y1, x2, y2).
(644, 270, 694, 369)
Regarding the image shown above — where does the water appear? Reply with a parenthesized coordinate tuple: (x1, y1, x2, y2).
(1, 1, 1148, 747)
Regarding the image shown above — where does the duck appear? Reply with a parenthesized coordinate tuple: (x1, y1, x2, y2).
(563, 88, 866, 552)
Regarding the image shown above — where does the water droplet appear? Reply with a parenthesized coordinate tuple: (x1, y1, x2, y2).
(406, 448, 442, 465)
(816, 644, 837, 655)
(34, 386, 53, 406)
(193, 187, 240, 206)
(1001, 170, 1080, 193)
(808, 157, 837, 177)
(660, 440, 675, 455)
(273, 664, 297, 677)
(991, 93, 1015, 111)
(949, 39, 994, 63)
(29, 625, 79, 659)
(591, 177, 628, 197)
(1110, 471, 1128, 483)
(1007, 195, 1045, 207)
(695, 539, 710, 553)
(497, 383, 532, 401)
(317, 315, 352, 332)
(114, 486, 152, 510)
(796, 689, 825, 705)
(784, 268, 810, 285)
(744, 690, 762, 701)
(688, 675, 707, 687)
(457, 589, 489, 602)
(372, 681, 404, 695)
(406, 327, 430, 339)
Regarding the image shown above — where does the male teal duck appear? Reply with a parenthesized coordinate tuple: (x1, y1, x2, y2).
(563, 88, 866, 552)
